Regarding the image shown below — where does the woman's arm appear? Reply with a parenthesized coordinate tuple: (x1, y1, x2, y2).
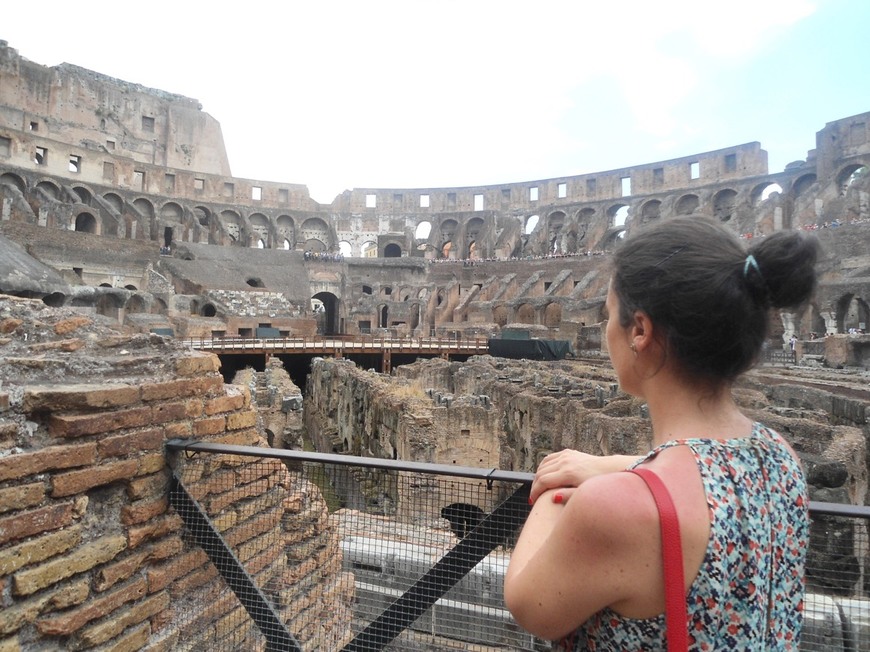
(505, 473, 658, 640)
(529, 450, 640, 504)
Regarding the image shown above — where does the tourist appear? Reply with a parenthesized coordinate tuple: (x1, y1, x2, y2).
(504, 216, 819, 650)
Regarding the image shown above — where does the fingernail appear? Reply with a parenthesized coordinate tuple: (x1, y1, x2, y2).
(528, 496, 534, 506)
(554, 493, 563, 504)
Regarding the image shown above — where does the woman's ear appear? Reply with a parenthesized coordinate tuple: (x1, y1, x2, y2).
(630, 310, 655, 353)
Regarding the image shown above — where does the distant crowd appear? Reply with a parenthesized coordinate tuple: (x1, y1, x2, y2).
(304, 251, 345, 262)
(429, 250, 609, 266)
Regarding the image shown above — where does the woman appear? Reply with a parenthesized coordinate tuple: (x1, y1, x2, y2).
(504, 216, 819, 650)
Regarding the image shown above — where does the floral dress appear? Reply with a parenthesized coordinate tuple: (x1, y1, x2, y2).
(563, 423, 808, 651)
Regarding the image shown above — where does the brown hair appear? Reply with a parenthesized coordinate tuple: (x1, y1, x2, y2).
(612, 217, 820, 384)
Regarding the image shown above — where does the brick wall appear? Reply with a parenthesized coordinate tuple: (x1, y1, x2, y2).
(0, 295, 350, 650)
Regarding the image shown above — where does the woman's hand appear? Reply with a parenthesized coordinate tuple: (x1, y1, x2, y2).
(529, 451, 639, 504)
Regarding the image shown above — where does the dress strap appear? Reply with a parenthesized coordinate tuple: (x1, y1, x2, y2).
(627, 467, 689, 652)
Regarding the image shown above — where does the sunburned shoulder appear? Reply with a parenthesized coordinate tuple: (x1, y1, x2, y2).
(562, 472, 659, 544)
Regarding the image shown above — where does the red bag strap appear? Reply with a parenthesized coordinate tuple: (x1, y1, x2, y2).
(627, 467, 689, 652)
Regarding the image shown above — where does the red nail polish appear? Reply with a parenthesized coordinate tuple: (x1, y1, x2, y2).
(554, 493, 563, 504)
(528, 496, 534, 506)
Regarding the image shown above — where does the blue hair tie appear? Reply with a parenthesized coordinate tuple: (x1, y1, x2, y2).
(743, 254, 761, 279)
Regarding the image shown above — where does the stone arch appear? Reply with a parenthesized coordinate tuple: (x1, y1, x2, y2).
(95, 292, 124, 320)
(384, 243, 402, 258)
(72, 186, 92, 204)
(439, 219, 458, 258)
(713, 188, 738, 222)
(791, 174, 817, 198)
(836, 164, 869, 195)
(417, 288, 428, 300)
(360, 241, 377, 257)
(640, 199, 661, 222)
(675, 194, 700, 215)
(201, 303, 217, 317)
(751, 182, 782, 206)
(525, 215, 540, 235)
(415, 221, 432, 241)
(153, 298, 168, 315)
(126, 294, 148, 313)
(103, 192, 124, 213)
(194, 206, 211, 227)
(548, 211, 566, 254)
(836, 293, 869, 333)
(313, 291, 340, 335)
(515, 303, 536, 324)
(35, 180, 61, 199)
(160, 202, 184, 222)
(74, 212, 98, 234)
(249, 213, 270, 248)
(133, 197, 154, 218)
(220, 210, 243, 243)
(544, 302, 562, 327)
(466, 217, 485, 258)
(246, 277, 266, 288)
(300, 217, 330, 252)
(338, 241, 353, 257)
(277, 215, 295, 248)
(607, 204, 629, 227)
(493, 305, 508, 326)
(0, 172, 26, 194)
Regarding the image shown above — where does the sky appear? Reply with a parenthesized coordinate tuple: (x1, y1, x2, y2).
(3, 0, 869, 203)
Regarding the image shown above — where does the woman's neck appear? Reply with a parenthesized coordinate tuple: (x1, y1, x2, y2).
(642, 375, 752, 446)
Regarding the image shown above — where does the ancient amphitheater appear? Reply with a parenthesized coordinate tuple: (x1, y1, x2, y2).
(0, 40, 869, 650)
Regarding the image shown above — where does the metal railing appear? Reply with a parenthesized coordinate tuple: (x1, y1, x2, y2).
(180, 334, 491, 357)
(165, 441, 870, 651)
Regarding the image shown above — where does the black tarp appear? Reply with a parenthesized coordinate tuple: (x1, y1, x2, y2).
(487, 338, 573, 360)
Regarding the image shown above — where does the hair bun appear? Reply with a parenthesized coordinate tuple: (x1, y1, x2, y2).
(747, 231, 820, 309)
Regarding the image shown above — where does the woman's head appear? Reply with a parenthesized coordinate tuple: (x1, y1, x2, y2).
(610, 217, 820, 385)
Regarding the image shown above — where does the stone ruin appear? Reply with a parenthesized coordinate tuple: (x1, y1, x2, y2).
(0, 295, 352, 649)
(0, 38, 869, 649)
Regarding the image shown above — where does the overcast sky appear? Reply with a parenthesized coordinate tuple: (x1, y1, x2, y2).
(4, 0, 869, 203)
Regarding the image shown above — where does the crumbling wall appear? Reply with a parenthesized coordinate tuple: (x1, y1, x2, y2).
(0, 295, 350, 650)
(232, 357, 305, 449)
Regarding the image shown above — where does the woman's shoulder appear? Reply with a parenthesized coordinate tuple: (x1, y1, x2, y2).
(565, 472, 660, 536)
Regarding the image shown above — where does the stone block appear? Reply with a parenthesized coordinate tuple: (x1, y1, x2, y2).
(141, 376, 224, 402)
(77, 591, 168, 648)
(12, 534, 126, 596)
(23, 384, 140, 413)
(51, 458, 139, 498)
(0, 483, 45, 515)
(0, 502, 76, 546)
(0, 443, 97, 482)
(204, 392, 246, 415)
(127, 514, 182, 549)
(146, 549, 208, 594)
(97, 428, 164, 460)
(225, 409, 257, 431)
(193, 416, 226, 436)
(0, 525, 81, 577)
(121, 496, 168, 526)
(35, 576, 148, 635)
(49, 407, 152, 438)
(175, 353, 221, 377)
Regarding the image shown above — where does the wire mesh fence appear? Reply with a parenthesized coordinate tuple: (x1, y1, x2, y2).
(166, 442, 870, 652)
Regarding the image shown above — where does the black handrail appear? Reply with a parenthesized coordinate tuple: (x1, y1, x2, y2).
(164, 440, 870, 520)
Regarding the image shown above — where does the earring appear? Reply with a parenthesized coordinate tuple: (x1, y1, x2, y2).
(629, 342, 637, 356)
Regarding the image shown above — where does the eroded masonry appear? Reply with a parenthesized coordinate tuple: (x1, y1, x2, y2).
(0, 40, 869, 650)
